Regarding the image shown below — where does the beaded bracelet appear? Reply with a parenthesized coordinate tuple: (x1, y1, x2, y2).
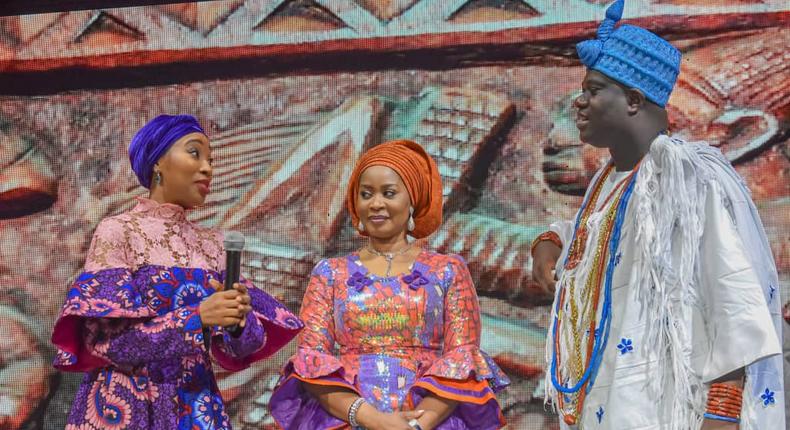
(348, 397, 365, 427)
(705, 383, 743, 423)
(531, 231, 563, 256)
(703, 413, 740, 423)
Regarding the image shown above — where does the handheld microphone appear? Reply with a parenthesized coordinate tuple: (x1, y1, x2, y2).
(224, 231, 246, 335)
(224, 231, 245, 291)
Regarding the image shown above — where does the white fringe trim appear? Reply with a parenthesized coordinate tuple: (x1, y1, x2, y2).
(545, 135, 712, 429)
(632, 135, 706, 430)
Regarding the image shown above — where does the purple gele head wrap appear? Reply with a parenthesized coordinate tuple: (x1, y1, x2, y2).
(128, 114, 205, 188)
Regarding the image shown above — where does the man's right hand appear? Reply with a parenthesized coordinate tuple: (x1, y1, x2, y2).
(532, 240, 562, 294)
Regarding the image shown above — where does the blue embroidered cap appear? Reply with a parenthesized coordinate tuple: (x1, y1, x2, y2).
(576, 0, 681, 107)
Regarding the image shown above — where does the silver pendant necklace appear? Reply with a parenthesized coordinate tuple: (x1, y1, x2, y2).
(366, 243, 412, 277)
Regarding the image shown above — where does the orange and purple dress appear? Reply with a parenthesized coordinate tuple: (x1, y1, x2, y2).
(269, 250, 509, 429)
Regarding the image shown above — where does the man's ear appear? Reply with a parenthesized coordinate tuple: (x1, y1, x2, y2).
(625, 88, 646, 115)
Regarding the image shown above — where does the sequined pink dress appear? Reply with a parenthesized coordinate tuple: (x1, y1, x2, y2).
(269, 250, 509, 429)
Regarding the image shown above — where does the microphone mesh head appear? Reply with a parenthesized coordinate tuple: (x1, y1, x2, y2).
(223, 231, 245, 251)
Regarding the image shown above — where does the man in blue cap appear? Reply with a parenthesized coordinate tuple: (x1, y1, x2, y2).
(531, 1, 784, 428)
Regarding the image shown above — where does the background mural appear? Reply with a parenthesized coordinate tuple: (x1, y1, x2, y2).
(0, 0, 788, 428)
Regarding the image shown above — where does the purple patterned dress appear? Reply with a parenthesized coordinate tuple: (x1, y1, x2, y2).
(51, 197, 303, 430)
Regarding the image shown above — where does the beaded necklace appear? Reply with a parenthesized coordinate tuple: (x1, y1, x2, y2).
(550, 161, 641, 425)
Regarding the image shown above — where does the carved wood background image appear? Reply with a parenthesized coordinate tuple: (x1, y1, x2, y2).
(0, 0, 788, 428)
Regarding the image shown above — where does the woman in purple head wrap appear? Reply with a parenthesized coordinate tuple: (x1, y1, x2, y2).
(51, 114, 303, 429)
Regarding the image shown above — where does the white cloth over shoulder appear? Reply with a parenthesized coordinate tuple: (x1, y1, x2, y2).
(544, 135, 783, 430)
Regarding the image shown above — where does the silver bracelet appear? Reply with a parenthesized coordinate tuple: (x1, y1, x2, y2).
(348, 397, 365, 427)
(408, 418, 424, 430)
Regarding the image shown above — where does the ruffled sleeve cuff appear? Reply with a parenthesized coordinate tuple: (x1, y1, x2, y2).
(211, 283, 304, 372)
(291, 348, 350, 382)
(408, 346, 510, 430)
(269, 348, 359, 430)
(209, 312, 265, 369)
(51, 268, 159, 372)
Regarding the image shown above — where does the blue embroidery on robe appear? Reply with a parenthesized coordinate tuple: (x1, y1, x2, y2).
(761, 388, 775, 406)
(616, 338, 633, 355)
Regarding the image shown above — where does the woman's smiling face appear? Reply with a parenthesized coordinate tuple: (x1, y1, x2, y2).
(355, 165, 412, 240)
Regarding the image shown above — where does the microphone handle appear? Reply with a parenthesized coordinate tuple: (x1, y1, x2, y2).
(225, 250, 241, 290)
(225, 250, 243, 336)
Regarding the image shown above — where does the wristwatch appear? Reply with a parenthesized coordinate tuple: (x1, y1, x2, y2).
(408, 418, 424, 430)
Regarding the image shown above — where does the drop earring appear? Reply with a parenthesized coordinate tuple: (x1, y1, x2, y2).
(358, 220, 365, 232)
(154, 171, 162, 186)
(407, 207, 415, 232)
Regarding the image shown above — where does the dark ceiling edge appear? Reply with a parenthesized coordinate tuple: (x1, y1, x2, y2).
(0, 44, 571, 96)
(0, 0, 214, 17)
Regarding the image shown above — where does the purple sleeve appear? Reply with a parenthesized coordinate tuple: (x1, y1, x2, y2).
(84, 304, 205, 367)
(212, 312, 266, 359)
(210, 277, 303, 371)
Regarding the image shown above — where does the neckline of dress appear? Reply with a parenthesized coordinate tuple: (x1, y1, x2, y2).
(132, 196, 188, 221)
(350, 248, 427, 280)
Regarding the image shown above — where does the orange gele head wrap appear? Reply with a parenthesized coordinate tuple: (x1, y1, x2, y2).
(346, 139, 443, 239)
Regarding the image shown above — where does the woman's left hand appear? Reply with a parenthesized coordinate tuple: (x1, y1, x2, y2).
(208, 279, 252, 328)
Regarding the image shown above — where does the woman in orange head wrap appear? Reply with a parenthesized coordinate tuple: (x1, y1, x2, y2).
(270, 140, 510, 430)
(347, 139, 443, 242)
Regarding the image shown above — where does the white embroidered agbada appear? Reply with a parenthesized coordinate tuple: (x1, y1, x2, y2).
(545, 135, 784, 430)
